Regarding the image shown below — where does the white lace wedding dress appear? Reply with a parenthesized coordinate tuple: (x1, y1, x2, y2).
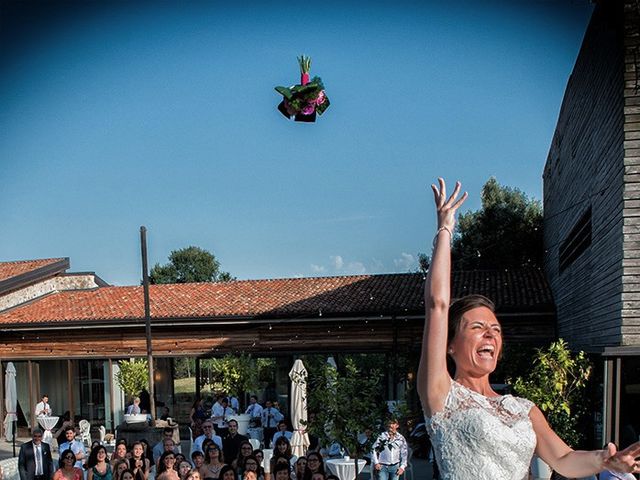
(425, 380, 537, 480)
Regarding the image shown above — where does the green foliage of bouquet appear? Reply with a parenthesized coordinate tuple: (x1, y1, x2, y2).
(276, 55, 330, 122)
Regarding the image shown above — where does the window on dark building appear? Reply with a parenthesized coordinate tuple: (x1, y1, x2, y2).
(559, 207, 592, 273)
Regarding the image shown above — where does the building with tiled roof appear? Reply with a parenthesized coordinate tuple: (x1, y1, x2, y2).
(0, 257, 555, 435)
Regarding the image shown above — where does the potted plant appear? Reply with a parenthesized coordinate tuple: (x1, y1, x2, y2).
(511, 339, 592, 479)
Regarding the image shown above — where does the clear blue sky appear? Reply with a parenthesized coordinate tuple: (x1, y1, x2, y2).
(0, 0, 593, 285)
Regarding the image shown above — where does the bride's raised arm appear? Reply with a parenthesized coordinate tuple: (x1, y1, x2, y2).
(417, 178, 467, 417)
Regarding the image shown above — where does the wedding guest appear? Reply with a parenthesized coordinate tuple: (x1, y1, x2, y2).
(216, 467, 234, 480)
(371, 418, 408, 480)
(111, 461, 129, 480)
(261, 401, 283, 448)
(35, 395, 51, 418)
(58, 427, 87, 470)
(272, 463, 290, 480)
(86, 446, 113, 480)
(191, 399, 208, 439)
(193, 421, 223, 455)
(223, 420, 248, 468)
(53, 449, 83, 480)
(128, 442, 150, 480)
(203, 444, 225, 480)
(156, 452, 180, 480)
(154, 428, 180, 462)
(245, 397, 263, 428)
(301, 452, 324, 480)
(127, 397, 141, 415)
(186, 470, 201, 480)
(232, 442, 254, 472)
(270, 422, 292, 449)
(243, 457, 263, 480)
(179, 462, 192, 480)
(292, 457, 306, 480)
(110, 442, 128, 467)
(270, 438, 296, 471)
(19, 429, 54, 480)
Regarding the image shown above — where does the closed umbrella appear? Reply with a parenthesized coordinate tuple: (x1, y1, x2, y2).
(289, 359, 310, 457)
(4, 362, 17, 455)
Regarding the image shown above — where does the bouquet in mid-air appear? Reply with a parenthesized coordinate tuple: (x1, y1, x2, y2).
(275, 55, 330, 122)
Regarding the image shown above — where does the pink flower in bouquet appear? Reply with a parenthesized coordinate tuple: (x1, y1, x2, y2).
(301, 102, 316, 115)
(315, 90, 326, 105)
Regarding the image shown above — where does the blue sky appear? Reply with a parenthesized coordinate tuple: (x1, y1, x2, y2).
(0, 1, 593, 285)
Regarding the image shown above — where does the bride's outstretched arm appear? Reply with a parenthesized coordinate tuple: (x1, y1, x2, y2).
(417, 178, 467, 417)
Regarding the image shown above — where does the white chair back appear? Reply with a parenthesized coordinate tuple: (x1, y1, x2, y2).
(79, 419, 92, 446)
(99, 425, 106, 442)
(249, 438, 260, 451)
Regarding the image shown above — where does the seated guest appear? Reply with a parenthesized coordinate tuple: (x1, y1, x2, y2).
(178, 461, 192, 480)
(243, 456, 263, 480)
(59, 426, 87, 470)
(128, 442, 150, 480)
(190, 452, 205, 475)
(232, 441, 254, 472)
(292, 457, 306, 480)
(222, 420, 247, 468)
(111, 460, 129, 480)
(270, 438, 296, 472)
(270, 422, 292, 448)
(202, 445, 225, 480)
(126, 398, 141, 415)
(273, 463, 291, 480)
(186, 470, 201, 480)
(86, 446, 113, 480)
(190, 398, 208, 439)
(193, 421, 223, 456)
(156, 439, 179, 469)
(110, 442, 129, 466)
(301, 452, 324, 480)
(216, 466, 235, 480)
(54, 449, 83, 480)
(154, 428, 181, 462)
(156, 452, 180, 480)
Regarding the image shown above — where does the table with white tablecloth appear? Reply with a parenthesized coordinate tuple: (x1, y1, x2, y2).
(37, 416, 59, 445)
(325, 458, 366, 480)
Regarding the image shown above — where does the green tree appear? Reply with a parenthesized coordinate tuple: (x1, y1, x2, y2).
(512, 339, 592, 447)
(305, 356, 386, 458)
(115, 359, 149, 398)
(452, 177, 543, 270)
(201, 354, 258, 397)
(150, 246, 233, 284)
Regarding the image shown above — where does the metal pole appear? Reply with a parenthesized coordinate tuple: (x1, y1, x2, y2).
(140, 226, 156, 420)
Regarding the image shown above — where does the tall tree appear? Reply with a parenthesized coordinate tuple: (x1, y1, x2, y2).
(451, 177, 543, 270)
(150, 246, 233, 284)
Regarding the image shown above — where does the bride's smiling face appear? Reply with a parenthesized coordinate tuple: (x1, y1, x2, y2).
(448, 306, 502, 376)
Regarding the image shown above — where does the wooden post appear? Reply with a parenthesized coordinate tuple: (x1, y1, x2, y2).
(195, 358, 201, 398)
(28, 361, 34, 431)
(67, 360, 74, 420)
(108, 359, 115, 433)
(0, 361, 4, 439)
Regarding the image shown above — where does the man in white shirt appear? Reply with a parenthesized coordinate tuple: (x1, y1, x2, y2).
(211, 396, 230, 437)
(371, 418, 408, 480)
(245, 395, 263, 427)
(192, 420, 223, 455)
(34, 395, 51, 418)
(261, 400, 283, 448)
(58, 427, 87, 469)
(270, 421, 293, 448)
(228, 395, 240, 413)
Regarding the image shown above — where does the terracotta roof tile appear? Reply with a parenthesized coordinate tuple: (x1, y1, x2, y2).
(0, 258, 67, 282)
(0, 269, 553, 325)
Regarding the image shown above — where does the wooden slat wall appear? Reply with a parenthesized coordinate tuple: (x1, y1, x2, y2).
(543, 2, 625, 352)
(622, 0, 640, 346)
(0, 313, 555, 360)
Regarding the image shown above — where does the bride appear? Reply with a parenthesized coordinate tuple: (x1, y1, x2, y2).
(417, 178, 640, 479)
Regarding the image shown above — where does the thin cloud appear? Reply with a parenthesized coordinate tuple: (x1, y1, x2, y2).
(394, 252, 416, 271)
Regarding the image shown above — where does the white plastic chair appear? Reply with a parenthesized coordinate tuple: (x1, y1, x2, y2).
(98, 425, 106, 444)
(249, 438, 261, 451)
(79, 419, 92, 446)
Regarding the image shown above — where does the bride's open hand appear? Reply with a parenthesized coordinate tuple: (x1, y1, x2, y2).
(431, 177, 468, 234)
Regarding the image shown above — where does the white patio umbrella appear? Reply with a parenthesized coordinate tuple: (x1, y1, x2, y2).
(4, 362, 17, 442)
(289, 359, 310, 457)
